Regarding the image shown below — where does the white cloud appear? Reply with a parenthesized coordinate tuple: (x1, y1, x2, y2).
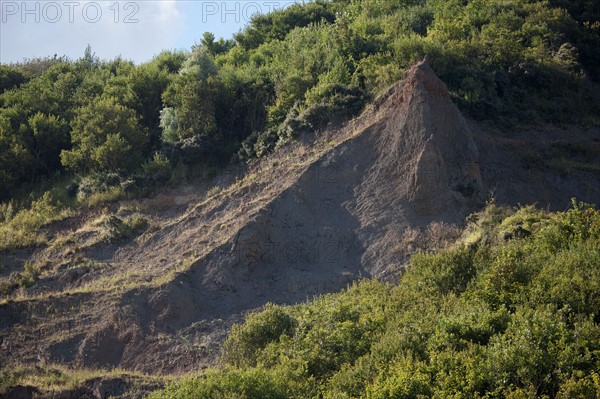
(0, 0, 184, 64)
(157, 0, 180, 24)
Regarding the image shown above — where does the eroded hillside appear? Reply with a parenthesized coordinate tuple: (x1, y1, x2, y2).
(1, 60, 599, 398)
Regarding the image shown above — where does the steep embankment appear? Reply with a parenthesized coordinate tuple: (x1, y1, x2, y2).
(1, 60, 599, 386)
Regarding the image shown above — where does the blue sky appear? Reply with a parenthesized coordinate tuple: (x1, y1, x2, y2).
(0, 0, 299, 64)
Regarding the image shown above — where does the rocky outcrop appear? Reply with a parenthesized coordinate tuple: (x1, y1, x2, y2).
(357, 59, 482, 218)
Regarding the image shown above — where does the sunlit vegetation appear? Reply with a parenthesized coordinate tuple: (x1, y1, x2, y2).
(0, 364, 165, 396)
(149, 200, 600, 398)
(0, 1, 599, 396)
(1, 0, 599, 203)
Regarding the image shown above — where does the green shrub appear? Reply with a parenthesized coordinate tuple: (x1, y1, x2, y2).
(143, 152, 172, 183)
(0, 192, 72, 250)
(556, 372, 600, 399)
(60, 97, 149, 175)
(529, 242, 600, 315)
(147, 367, 305, 399)
(497, 205, 549, 241)
(365, 355, 432, 399)
(103, 214, 149, 242)
(408, 245, 477, 295)
(152, 201, 600, 398)
(75, 173, 153, 207)
(81, 186, 125, 208)
(221, 304, 296, 368)
(17, 262, 40, 288)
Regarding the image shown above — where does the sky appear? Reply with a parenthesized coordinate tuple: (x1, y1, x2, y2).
(0, 0, 299, 64)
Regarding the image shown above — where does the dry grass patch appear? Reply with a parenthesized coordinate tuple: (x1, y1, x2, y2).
(0, 193, 73, 251)
(395, 222, 463, 259)
(0, 364, 165, 395)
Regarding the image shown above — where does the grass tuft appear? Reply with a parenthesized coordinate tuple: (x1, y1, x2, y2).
(0, 192, 73, 251)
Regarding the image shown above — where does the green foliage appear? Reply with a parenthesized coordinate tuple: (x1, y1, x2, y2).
(129, 62, 172, 148)
(234, 1, 336, 49)
(151, 50, 187, 74)
(497, 204, 549, 241)
(0, 48, 180, 199)
(143, 152, 172, 183)
(103, 214, 149, 242)
(159, 107, 179, 144)
(17, 261, 41, 289)
(556, 372, 600, 399)
(221, 304, 296, 368)
(180, 46, 219, 80)
(408, 245, 477, 295)
(28, 112, 70, 173)
(238, 80, 368, 160)
(81, 187, 125, 208)
(0, 65, 28, 93)
(0, 191, 72, 251)
(60, 97, 149, 174)
(201, 32, 235, 56)
(161, 74, 219, 143)
(73, 171, 156, 207)
(366, 355, 433, 399)
(0, 61, 79, 197)
(147, 367, 311, 399)
(153, 202, 600, 398)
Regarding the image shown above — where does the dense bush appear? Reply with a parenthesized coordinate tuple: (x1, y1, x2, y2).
(151, 201, 600, 398)
(0, 65, 28, 93)
(61, 97, 149, 174)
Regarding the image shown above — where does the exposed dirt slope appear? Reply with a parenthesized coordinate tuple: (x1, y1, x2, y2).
(1, 60, 599, 392)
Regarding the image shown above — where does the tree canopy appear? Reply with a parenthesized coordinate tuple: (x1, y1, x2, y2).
(0, 0, 598, 199)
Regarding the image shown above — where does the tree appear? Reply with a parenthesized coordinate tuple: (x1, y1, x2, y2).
(28, 112, 69, 173)
(61, 97, 148, 174)
(80, 44, 99, 69)
(0, 110, 35, 198)
(151, 50, 187, 74)
(161, 74, 220, 142)
(0, 65, 28, 93)
(129, 63, 171, 152)
(201, 32, 235, 55)
(234, 1, 337, 49)
(161, 48, 221, 143)
(180, 46, 218, 80)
